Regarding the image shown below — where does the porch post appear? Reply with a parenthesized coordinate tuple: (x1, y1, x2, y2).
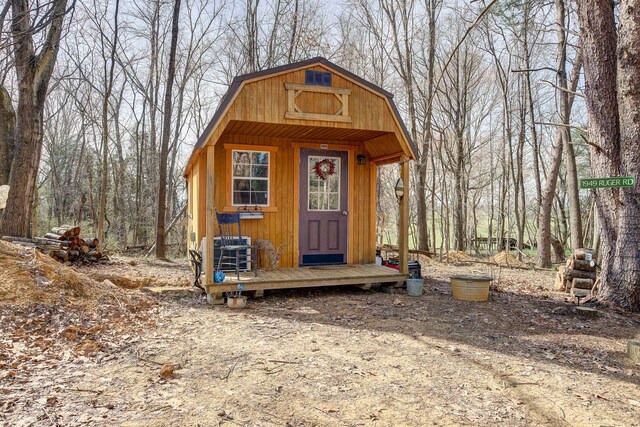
(399, 157, 409, 275)
(205, 145, 215, 287)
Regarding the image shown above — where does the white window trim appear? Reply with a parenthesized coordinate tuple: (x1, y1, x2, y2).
(308, 156, 341, 212)
(231, 149, 270, 207)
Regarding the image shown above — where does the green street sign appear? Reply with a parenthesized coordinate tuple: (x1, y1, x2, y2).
(580, 176, 635, 189)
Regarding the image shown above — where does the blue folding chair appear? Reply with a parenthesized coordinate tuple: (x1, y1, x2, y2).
(215, 209, 258, 279)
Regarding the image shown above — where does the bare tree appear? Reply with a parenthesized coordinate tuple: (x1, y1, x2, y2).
(155, 0, 181, 258)
(0, 0, 71, 237)
(536, 0, 583, 268)
(97, 0, 120, 250)
(576, 0, 640, 310)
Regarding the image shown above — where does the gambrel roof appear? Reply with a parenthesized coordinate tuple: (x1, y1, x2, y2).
(186, 57, 416, 174)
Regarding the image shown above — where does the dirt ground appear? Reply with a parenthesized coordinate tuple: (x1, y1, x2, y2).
(2, 250, 640, 426)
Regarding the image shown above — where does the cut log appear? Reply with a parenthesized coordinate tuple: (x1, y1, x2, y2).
(565, 269, 597, 281)
(2, 235, 31, 243)
(51, 250, 68, 261)
(44, 232, 64, 241)
(85, 238, 99, 249)
(33, 237, 67, 246)
(628, 341, 640, 361)
(568, 259, 596, 271)
(2, 236, 60, 248)
(12, 241, 36, 248)
(573, 248, 595, 260)
(51, 226, 81, 236)
(125, 244, 148, 250)
(554, 272, 565, 291)
(572, 278, 594, 290)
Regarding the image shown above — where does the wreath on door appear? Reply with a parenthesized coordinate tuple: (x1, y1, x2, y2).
(313, 158, 336, 180)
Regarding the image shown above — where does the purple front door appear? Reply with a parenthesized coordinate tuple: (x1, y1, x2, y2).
(299, 149, 349, 266)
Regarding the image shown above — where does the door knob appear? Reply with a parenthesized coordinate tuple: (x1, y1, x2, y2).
(342, 211, 348, 216)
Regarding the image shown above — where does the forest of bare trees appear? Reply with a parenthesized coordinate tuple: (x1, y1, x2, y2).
(0, 0, 637, 309)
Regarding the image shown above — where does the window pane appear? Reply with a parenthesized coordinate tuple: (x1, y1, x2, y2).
(309, 193, 319, 210)
(328, 194, 339, 210)
(329, 177, 339, 192)
(251, 165, 268, 178)
(233, 151, 251, 164)
(233, 191, 251, 204)
(233, 179, 250, 191)
(317, 193, 326, 210)
(251, 180, 268, 192)
(252, 152, 269, 165)
(233, 163, 250, 177)
(252, 192, 268, 205)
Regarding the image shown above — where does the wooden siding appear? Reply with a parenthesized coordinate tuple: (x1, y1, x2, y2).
(229, 66, 404, 148)
(186, 61, 413, 272)
(210, 134, 376, 268)
(184, 62, 412, 175)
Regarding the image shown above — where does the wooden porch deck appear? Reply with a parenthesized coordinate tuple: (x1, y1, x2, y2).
(204, 264, 407, 293)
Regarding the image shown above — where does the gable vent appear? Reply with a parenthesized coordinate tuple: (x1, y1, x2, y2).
(305, 70, 332, 87)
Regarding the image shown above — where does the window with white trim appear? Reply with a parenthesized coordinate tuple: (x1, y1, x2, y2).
(232, 150, 270, 206)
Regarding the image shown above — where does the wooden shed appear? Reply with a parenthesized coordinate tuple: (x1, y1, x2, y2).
(184, 57, 417, 297)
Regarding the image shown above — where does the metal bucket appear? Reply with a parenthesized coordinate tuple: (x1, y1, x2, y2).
(406, 278, 424, 296)
(227, 296, 247, 309)
(450, 275, 492, 301)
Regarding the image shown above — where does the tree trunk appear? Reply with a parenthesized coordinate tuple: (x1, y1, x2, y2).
(536, 8, 583, 267)
(415, 0, 438, 254)
(97, 0, 120, 250)
(155, 0, 181, 259)
(0, 86, 15, 185)
(0, 0, 69, 238)
(576, 0, 640, 310)
(522, 0, 541, 227)
(556, 0, 583, 251)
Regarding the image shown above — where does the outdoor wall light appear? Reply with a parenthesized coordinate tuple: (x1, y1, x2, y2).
(395, 177, 405, 199)
(357, 154, 366, 165)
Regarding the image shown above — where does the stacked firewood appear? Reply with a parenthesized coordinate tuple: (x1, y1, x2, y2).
(1, 225, 107, 264)
(555, 248, 599, 297)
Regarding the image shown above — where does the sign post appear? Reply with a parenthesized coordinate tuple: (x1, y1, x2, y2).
(579, 177, 635, 190)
